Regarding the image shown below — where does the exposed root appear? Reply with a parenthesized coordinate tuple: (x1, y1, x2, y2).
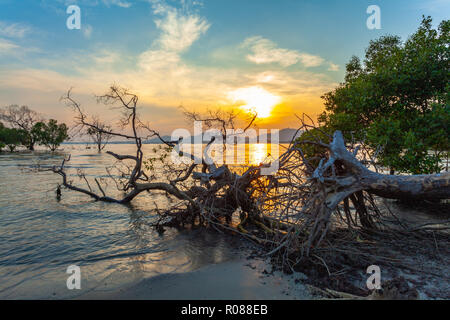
(46, 87, 449, 297)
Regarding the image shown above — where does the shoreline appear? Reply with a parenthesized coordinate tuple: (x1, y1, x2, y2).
(75, 224, 450, 300)
(77, 257, 312, 300)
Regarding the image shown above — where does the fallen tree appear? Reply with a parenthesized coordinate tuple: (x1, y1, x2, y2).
(50, 86, 449, 264)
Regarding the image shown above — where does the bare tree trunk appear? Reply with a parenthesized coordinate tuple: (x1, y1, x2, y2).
(50, 88, 449, 257)
(364, 172, 449, 200)
(315, 131, 450, 202)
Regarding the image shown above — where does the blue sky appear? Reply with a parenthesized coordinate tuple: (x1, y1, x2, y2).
(0, 0, 448, 133)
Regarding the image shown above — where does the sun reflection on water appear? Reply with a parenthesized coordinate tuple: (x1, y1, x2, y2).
(250, 143, 269, 165)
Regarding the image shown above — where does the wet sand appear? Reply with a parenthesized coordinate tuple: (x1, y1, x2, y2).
(78, 258, 311, 300)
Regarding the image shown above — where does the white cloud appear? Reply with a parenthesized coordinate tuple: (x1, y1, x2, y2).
(243, 36, 324, 68)
(139, 49, 181, 71)
(102, 0, 132, 8)
(148, 0, 210, 53)
(297, 53, 325, 68)
(244, 37, 301, 67)
(155, 9, 209, 52)
(0, 38, 19, 54)
(0, 1, 338, 132)
(0, 21, 31, 38)
(40, 0, 132, 14)
(138, 0, 209, 71)
(92, 50, 120, 64)
(0, 55, 337, 132)
(328, 62, 339, 71)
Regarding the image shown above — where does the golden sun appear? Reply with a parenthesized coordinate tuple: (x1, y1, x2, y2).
(228, 86, 281, 118)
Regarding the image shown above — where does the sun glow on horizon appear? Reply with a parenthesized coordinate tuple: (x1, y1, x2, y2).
(228, 86, 281, 118)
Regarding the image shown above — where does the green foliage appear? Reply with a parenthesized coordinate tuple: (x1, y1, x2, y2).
(0, 105, 41, 150)
(21, 129, 41, 152)
(295, 128, 332, 168)
(85, 119, 112, 152)
(0, 125, 27, 152)
(144, 145, 172, 172)
(319, 17, 449, 174)
(32, 119, 69, 151)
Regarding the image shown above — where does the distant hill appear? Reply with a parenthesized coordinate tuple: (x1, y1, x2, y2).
(143, 135, 172, 144)
(142, 129, 303, 144)
(277, 128, 303, 143)
(65, 129, 303, 145)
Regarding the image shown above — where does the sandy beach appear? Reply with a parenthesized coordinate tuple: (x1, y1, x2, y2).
(78, 257, 311, 300)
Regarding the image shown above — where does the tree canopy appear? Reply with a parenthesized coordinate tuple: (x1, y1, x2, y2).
(0, 106, 69, 152)
(31, 119, 69, 152)
(0, 125, 27, 152)
(319, 17, 449, 174)
(0, 105, 42, 150)
(85, 117, 112, 152)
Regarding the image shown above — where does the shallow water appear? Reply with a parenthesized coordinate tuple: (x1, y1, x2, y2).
(0, 144, 265, 299)
(1, 143, 447, 299)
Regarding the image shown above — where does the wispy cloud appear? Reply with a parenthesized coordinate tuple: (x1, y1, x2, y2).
(139, 0, 209, 70)
(0, 0, 337, 132)
(243, 36, 324, 68)
(328, 62, 339, 71)
(148, 0, 210, 52)
(155, 8, 209, 52)
(102, 0, 132, 8)
(92, 50, 120, 64)
(40, 0, 133, 13)
(0, 38, 19, 53)
(0, 21, 31, 38)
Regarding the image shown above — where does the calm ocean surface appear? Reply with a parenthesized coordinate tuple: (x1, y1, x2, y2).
(1, 143, 445, 299)
(0, 143, 274, 299)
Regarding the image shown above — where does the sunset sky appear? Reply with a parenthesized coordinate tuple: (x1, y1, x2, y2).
(0, 0, 448, 134)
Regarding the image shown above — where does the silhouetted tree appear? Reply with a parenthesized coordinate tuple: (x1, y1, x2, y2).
(32, 119, 69, 151)
(0, 125, 27, 152)
(0, 105, 43, 150)
(320, 17, 449, 174)
(86, 116, 112, 152)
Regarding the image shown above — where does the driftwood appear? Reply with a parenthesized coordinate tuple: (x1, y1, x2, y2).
(49, 86, 449, 261)
(315, 131, 449, 201)
(290, 130, 449, 253)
